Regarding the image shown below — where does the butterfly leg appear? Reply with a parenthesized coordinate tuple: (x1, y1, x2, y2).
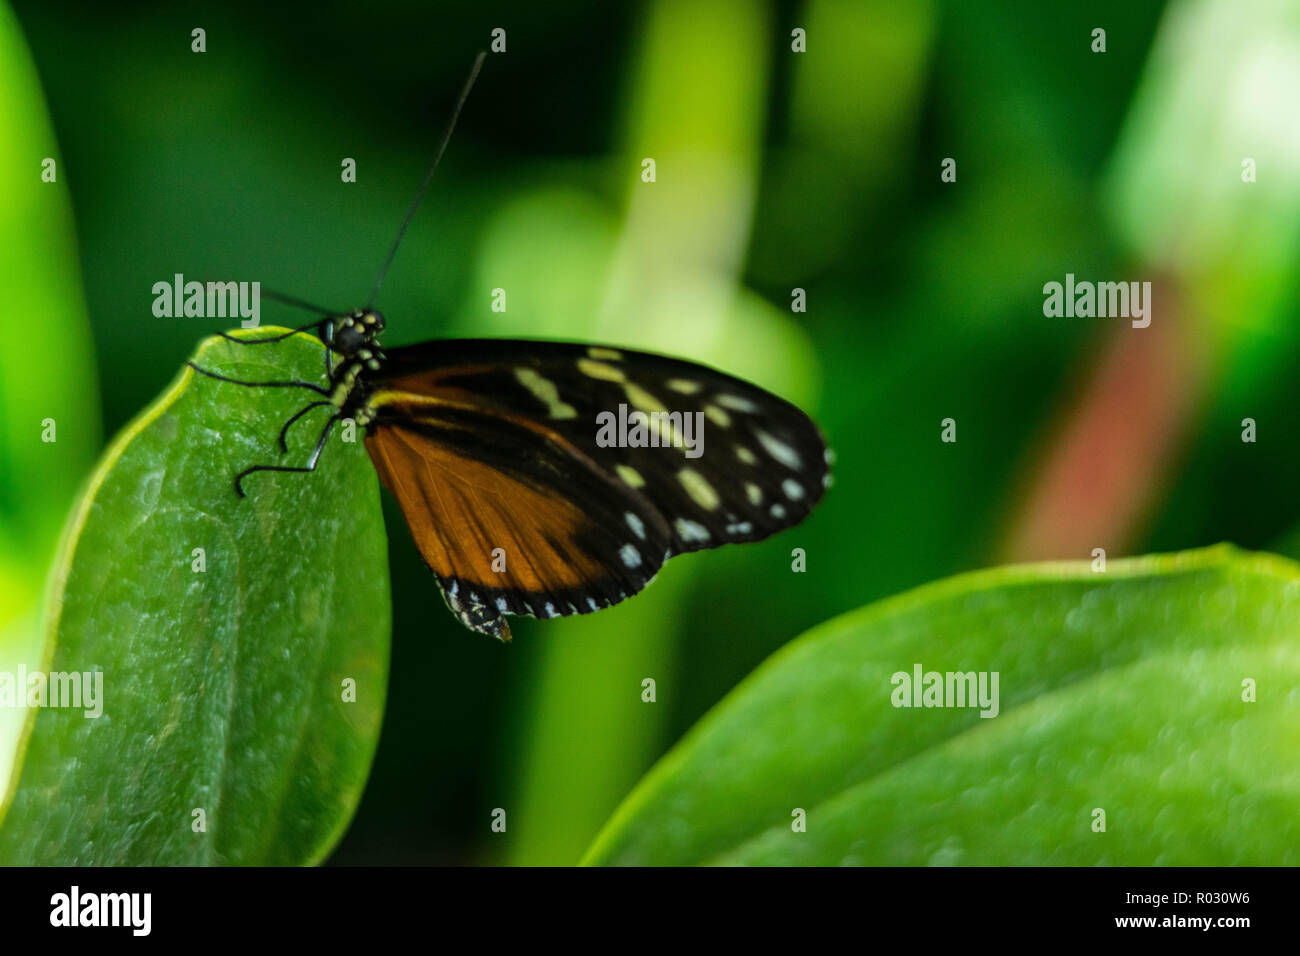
(235, 413, 341, 498)
(187, 361, 330, 396)
(322, 319, 335, 378)
(212, 314, 329, 347)
(214, 329, 299, 346)
(276, 400, 334, 453)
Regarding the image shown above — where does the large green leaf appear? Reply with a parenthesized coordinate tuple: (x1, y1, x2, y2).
(0, 331, 390, 864)
(585, 545, 1300, 865)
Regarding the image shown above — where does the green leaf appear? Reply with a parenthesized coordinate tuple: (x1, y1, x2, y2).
(0, 331, 390, 865)
(584, 545, 1300, 865)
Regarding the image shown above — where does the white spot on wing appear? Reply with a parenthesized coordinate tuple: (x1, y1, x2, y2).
(626, 512, 646, 539)
(620, 543, 642, 568)
(756, 430, 802, 469)
(782, 479, 805, 501)
(674, 518, 710, 544)
(678, 468, 720, 510)
(577, 358, 626, 382)
(745, 482, 762, 505)
(625, 383, 666, 414)
(514, 368, 577, 419)
(717, 394, 760, 413)
(704, 405, 731, 427)
(616, 464, 646, 488)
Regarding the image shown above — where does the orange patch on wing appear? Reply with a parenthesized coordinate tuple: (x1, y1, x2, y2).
(364, 423, 613, 592)
(381, 365, 502, 397)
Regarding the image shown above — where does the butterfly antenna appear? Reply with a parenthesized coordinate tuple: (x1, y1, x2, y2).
(210, 286, 342, 345)
(366, 51, 486, 309)
(260, 287, 345, 316)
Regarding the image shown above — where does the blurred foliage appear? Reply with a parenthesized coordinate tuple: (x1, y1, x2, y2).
(0, 0, 98, 802)
(0, 333, 389, 863)
(2, 0, 1297, 864)
(588, 546, 1300, 865)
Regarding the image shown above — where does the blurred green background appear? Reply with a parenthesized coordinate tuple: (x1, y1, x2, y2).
(2, 0, 1298, 864)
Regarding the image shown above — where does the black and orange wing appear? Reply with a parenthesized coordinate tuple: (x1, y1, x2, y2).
(363, 338, 831, 640)
(364, 406, 673, 641)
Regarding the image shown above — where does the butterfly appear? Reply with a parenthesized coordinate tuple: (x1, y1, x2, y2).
(187, 55, 832, 641)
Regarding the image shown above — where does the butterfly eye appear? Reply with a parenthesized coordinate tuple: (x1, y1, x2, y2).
(333, 322, 369, 355)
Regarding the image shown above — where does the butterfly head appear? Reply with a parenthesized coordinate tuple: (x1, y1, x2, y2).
(328, 309, 386, 357)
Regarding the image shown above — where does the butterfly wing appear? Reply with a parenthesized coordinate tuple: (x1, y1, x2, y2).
(364, 409, 673, 641)
(363, 339, 831, 639)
